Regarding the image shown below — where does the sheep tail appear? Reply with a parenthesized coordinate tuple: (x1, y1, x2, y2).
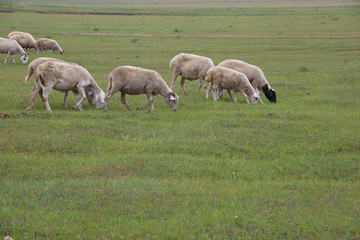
(107, 75, 113, 93)
(24, 66, 33, 83)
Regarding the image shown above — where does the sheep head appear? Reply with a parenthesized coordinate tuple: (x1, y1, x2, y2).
(250, 93, 260, 104)
(262, 84, 276, 103)
(86, 88, 105, 109)
(21, 54, 29, 64)
(164, 92, 179, 111)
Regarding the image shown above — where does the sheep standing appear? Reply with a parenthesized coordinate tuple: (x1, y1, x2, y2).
(8, 31, 36, 50)
(26, 61, 105, 112)
(105, 66, 179, 111)
(0, 37, 29, 64)
(205, 66, 260, 104)
(217, 59, 276, 103)
(36, 38, 64, 54)
(25, 57, 80, 108)
(169, 53, 214, 96)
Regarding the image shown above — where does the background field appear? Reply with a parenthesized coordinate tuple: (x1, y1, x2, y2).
(0, 3, 360, 240)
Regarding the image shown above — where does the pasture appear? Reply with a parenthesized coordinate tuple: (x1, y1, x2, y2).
(0, 4, 360, 239)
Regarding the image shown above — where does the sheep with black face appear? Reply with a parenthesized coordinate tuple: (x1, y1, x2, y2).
(217, 59, 276, 103)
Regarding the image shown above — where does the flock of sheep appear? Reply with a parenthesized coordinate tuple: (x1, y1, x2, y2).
(1, 31, 277, 112)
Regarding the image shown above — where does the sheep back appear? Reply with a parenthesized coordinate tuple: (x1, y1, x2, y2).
(170, 53, 214, 80)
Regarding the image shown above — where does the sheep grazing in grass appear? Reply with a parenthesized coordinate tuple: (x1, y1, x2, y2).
(26, 61, 105, 112)
(169, 53, 215, 96)
(36, 38, 64, 54)
(0, 37, 29, 64)
(205, 66, 260, 104)
(105, 66, 179, 111)
(217, 59, 276, 103)
(25, 57, 80, 108)
(8, 31, 37, 50)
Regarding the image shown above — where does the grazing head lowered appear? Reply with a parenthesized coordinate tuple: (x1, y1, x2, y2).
(86, 87, 106, 109)
(164, 92, 179, 111)
(262, 84, 276, 103)
(21, 54, 29, 64)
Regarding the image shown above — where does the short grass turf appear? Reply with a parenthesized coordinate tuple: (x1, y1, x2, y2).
(0, 5, 360, 240)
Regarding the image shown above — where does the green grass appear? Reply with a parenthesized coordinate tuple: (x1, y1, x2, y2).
(1, 5, 360, 239)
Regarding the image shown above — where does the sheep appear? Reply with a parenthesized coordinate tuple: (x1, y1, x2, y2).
(217, 59, 276, 103)
(0, 37, 29, 64)
(169, 53, 215, 96)
(8, 31, 37, 50)
(205, 66, 260, 104)
(104, 66, 179, 111)
(25, 57, 80, 108)
(36, 38, 64, 54)
(26, 61, 105, 112)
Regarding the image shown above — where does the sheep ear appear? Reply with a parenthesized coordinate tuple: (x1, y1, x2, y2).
(170, 95, 176, 101)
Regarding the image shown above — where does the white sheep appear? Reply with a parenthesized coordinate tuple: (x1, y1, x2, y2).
(0, 37, 29, 64)
(8, 31, 37, 50)
(169, 53, 214, 96)
(217, 59, 276, 103)
(104, 66, 179, 111)
(205, 66, 260, 104)
(36, 38, 64, 54)
(25, 57, 80, 108)
(26, 61, 105, 112)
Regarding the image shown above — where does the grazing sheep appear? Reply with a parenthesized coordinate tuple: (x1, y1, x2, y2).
(169, 53, 214, 96)
(205, 66, 260, 104)
(25, 57, 80, 108)
(217, 59, 276, 103)
(36, 38, 64, 54)
(0, 37, 29, 64)
(26, 61, 105, 112)
(105, 66, 179, 111)
(8, 31, 36, 50)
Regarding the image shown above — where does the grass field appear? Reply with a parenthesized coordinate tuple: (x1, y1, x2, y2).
(1, 4, 360, 239)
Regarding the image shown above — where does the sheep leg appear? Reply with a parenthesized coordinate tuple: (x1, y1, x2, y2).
(41, 83, 57, 112)
(137, 93, 154, 110)
(120, 92, 132, 111)
(211, 85, 218, 101)
(206, 82, 212, 100)
(227, 89, 234, 102)
(234, 91, 238, 102)
(72, 91, 82, 110)
(180, 77, 187, 95)
(63, 91, 68, 107)
(11, 55, 16, 64)
(170, 72, 179, 90)
(256, 88, 264, 104)
(72, 87, 86, 111)
(4, 53, 10, 64)
(26, 83, 41, 111)
(196, 78, 204, 95)
(240, 91, 250, 104)
(104, 88, 118, 111)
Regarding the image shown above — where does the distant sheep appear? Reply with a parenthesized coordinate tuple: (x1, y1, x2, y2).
(105, 66, 179, 111)
(25, 57, 80, 108)
(205, 66, 260, 104)
(36, 38, 64, 54)
(0, 37, 29, 64)
(217, 59, 276, 103)
(169, 53, 214, 96)
(26, 61, 105, 112)
(8, 31, 36, 50)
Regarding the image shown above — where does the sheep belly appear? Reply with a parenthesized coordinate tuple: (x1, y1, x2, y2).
(53, 80, 78, 92)
(121, 84, 146, 95)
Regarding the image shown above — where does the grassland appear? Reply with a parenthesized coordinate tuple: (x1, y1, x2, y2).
(0, 4, 360, 240)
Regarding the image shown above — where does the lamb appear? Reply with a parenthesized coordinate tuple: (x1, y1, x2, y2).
(8, 31, 37, 50)
(104, 66, 179, 111)
(217, 59, 276, 103)
(25, 57, 80, 108)
(169, 53, 215, 96)
(205, 66, 260, 104)
(0, 37, 29, 64)
(26, 61, 105, 112)
(36, 38, 64, 54)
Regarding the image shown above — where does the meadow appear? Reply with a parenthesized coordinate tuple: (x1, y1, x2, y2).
(0, 4, 359, 239)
